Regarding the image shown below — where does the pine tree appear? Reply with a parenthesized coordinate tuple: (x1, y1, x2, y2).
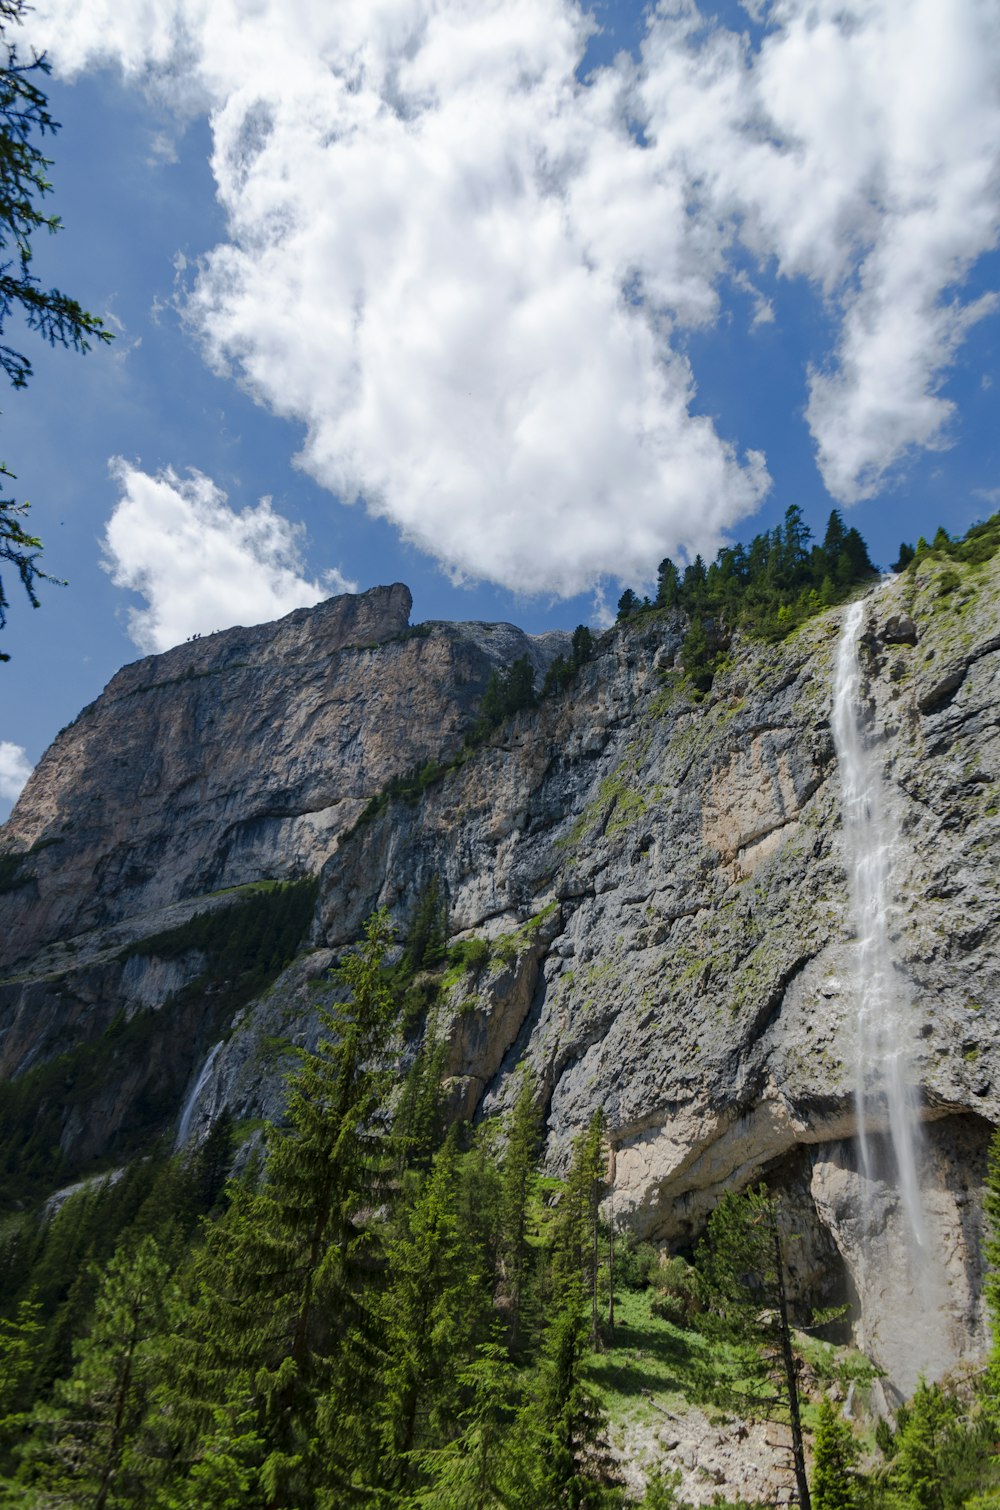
(892, 1378, 955, 1510)
(655, 559, 680, 610)
(378, 1129, 492, 1488)
(571, 625, 595, 666)
(616, 588, 639, 621)
(696, 1186, 811, 1510)
(811, 1396, 857, 1510)
(16, 1235, 174, 1509)
(161, 909, 400, 1508)
(497, 1069, 541, 1352)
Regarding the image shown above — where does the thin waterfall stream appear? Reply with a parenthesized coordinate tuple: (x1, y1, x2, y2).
(175, 1042, 222, 1150)
(831, 596, 949, 1385)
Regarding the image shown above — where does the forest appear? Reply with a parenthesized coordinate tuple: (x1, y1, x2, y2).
(612, 507, 1000, 695)
(0, 907, 998, 1508)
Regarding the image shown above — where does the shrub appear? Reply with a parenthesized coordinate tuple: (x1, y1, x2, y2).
(447, 935, 490, 972)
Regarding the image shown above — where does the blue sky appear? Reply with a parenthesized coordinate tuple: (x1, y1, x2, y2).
(1, 0, 998, 818)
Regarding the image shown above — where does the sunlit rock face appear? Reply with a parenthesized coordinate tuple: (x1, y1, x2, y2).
(0, 583, 568, 970)
(2, 549, 999, 1393)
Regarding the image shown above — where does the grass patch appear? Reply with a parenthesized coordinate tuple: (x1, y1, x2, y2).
(491, 901, 559, 965)
(585, 1288, 714, 1428)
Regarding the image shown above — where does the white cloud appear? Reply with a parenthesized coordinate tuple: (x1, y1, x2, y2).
(732, 270, 775, 330)
(634, 0, 1000, 503)
(147, 129, 178, 166)
(0, 742, 33, 804)
(24, 0, 1000, 588)
(101, 461, 356, 653)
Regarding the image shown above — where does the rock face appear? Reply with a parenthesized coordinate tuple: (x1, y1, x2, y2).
(2, 551, 999, 1394)
(0, 584, 567, 969)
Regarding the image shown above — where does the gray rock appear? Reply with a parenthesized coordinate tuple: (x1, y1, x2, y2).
(2, 549, 999, 1398)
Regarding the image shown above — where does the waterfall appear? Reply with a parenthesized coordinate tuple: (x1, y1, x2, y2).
(175, 1042, 222, 1150)
(831, 597, 948, 1384)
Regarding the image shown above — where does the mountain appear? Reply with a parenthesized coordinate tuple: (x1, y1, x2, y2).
(2, 542, 998, 1404)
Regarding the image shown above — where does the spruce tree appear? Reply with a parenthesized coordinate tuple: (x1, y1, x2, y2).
(378, 1129, 491, 1486)
(696, 1185, 811, 1510)
(16, 1235, 174, 1509)
(528, 1296, 621, 1509)
(161, 909, 400, 1508)
(552, 1111, 608, 1349)
(892, 1378, 955, 1510)
(497, 1069, 541, 1352)
(0, 1298, 41, 1466)
(413, 1343, 520, 1510)
(811, 1396, 857, 1510)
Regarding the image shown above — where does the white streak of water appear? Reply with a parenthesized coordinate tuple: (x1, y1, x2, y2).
(831, 597, 949, 1383)
(175, 1042, 222, 1150)
(832, 600, 925, 1246)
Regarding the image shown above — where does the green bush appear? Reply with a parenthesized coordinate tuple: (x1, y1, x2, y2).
(649, 1256, 698, 1325)
(447, 935, 490, 972)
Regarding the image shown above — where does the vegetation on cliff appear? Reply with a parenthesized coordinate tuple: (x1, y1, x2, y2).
(616, 506, 876, 694)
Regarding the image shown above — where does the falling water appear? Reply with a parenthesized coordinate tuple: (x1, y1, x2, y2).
(831, 596, 955, 1388)
(831, 600, 928, 1252)
(175, 1042, 222, 1150)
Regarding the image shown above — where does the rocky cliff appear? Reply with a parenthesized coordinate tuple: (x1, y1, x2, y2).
(2, 549, 999, 1402)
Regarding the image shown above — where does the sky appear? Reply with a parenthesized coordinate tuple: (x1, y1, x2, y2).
(1, 0, 998, 820)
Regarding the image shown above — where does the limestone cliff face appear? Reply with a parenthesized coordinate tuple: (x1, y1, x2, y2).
(2, 552, 999, 1394)
(0, 584, 567, 970)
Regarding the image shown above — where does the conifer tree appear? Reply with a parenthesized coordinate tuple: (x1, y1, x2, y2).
(0, 1298, 41, 1464)
(394, 1028, 449, 1174)
(891, 1379, 955, 1510)
(553, 1111, 608, 1348)
(811, 1396, 857, 1510)
(413, 1343, 520, 1510)
(616, 588, 639, 621)
(527, 1296, 620, 1509)
(163, 909, 400, 1508)
(571, 624, 595, 666)
(497, 1069, 541, 1351)
(984, 1124, 1000, 1415)
(404, 878, 448, 973)
(639, 1468, 685, 1509)
(655, 559, 680, 609)
(696, 1185, 811, 1510)
(16, 1235, 174, 1509)
(378, 1128, 491, 1487)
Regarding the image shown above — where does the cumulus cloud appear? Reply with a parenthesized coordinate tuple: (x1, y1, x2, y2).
(102, 462, 356, 653)
(0, 742, 33, 804)
(24, 0, 1000, 588)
